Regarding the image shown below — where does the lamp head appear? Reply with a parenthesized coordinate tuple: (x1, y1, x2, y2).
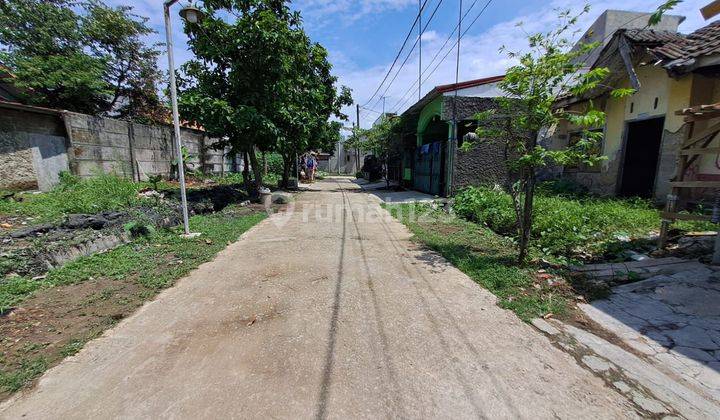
(179, 6, 203, 24)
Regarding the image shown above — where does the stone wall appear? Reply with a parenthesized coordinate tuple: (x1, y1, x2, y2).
(0, 107, 69, 191)
(1, 105, 239, 191)
(452, 139, 512, 193)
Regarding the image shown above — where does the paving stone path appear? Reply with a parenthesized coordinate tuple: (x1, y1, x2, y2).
(579, 266, 720, 406)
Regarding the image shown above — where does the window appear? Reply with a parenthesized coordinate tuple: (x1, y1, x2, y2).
(566, 129, 603, 173)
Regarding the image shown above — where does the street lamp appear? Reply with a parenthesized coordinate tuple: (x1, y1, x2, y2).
(163, 1, 204, 237)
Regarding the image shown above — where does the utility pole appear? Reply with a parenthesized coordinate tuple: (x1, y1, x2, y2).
(381, 96, 386, 115)
(449, 0, 463, 198)
(418, 0, 422, 101)
(164, 0, 203, 237)
(355, 103, 361, 172)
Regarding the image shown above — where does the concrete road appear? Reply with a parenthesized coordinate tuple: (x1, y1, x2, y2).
(0, 178, 636, 419)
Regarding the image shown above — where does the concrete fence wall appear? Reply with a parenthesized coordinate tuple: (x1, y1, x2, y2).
(1, 104, 240, 191)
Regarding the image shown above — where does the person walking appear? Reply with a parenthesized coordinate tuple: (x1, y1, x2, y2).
(306, 153, 316, 183)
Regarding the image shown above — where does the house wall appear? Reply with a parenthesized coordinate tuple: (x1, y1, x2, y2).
(556, 65, 703, 201)
(0, 107, 238, 191)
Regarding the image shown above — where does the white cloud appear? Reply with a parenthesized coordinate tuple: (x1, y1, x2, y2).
(340, 0, 709, 127)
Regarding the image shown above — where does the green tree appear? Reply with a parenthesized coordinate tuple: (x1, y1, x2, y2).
(269, 35, 352, 187)
(178, 0, 350, 190)
(360, 116, 402, 188)
(0, 0, 165, 121)
(468, 6, 633, 263)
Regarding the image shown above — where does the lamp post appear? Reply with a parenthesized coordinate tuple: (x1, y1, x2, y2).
(163, 1, 203, 237)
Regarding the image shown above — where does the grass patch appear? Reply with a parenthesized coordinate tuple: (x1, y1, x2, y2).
(0, 358, 47, 393)
(453, 185, 715, 260)
(0, 206, 266, 394)
(0, 173, 141, 223)
(1, 208, 265, 313)
(384, 203, 573, 321)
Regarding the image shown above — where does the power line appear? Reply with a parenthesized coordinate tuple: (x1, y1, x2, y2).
(391, 0, 483, 112)
(393, 5, 656, 114)
(393, 0, 493, 113)
(369, 0, 445, 111)
(361, 0, 430, 107)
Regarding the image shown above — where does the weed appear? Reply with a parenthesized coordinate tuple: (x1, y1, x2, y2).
(453, 185, 715, 259)
(0, 357, 47, 392)
(0, 174, 141, 223)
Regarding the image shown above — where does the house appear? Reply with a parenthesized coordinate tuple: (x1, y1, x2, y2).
(397, 75, 510, 196)
(549, 10, 720, 202)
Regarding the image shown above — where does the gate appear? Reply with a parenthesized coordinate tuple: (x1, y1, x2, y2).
(413, 141, 443, 195)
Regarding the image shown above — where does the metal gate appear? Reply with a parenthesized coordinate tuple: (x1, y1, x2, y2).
(413, 141, 443, 195)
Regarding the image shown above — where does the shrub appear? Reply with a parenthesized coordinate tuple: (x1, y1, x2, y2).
(265, 152, 284, 176)
(452, 185, 713, 258)
(453, 186, 516, 234)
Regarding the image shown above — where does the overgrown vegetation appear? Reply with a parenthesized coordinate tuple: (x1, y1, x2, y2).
(384, 203, 580, 321)
(453, 184, 714, 261)
(0, 173, 141, 223)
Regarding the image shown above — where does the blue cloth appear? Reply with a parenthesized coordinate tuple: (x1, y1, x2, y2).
(432, 142, 441, 153)
(420, 144, 430, 154)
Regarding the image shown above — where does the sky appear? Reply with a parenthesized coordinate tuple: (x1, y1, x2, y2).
(109, 0, 709, 129)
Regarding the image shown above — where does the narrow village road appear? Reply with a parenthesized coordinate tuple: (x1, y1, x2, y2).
(0, 178, 637, 419)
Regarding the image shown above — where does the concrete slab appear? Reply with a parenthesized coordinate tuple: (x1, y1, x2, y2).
(578, 269, 720, 404)
(548, 320, 720, 418)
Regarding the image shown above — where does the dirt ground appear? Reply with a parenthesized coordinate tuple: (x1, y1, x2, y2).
(0, 275, 151, 401)
(0, 203, 273, 401)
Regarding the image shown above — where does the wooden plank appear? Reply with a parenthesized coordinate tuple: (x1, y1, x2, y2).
(684, 113, 720, 123)
(660, 211, 713, 221)
(676, 102, 720, 115)
(619, 37, 641, 90)
(679, 147, 720, 155)
(669, 181, 720, 188)
(682, 120, 720, 148)
(701, 1, 720, 20)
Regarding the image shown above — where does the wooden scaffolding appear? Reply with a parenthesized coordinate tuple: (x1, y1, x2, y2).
(659, 103, 720, 262)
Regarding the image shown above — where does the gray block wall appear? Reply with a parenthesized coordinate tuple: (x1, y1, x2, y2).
(1, 107, 238, 191)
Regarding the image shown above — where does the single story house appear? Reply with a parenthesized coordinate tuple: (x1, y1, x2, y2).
(550, 13, 720, 203)
(397, 75, 511, 197)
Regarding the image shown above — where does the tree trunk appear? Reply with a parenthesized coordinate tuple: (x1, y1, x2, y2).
(242, 150, 251, 192)
(262, 151, 268, 176)
(281, 156, 292, 189)
(517, 130, 539, 264)
(247, 147, 263, 193)
(517, 171, 536, 264)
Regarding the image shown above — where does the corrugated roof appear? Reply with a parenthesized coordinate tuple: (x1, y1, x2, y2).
(652, 20, 720, 73)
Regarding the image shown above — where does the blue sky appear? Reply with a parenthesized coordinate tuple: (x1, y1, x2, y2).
(110, 0, 708, 128)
